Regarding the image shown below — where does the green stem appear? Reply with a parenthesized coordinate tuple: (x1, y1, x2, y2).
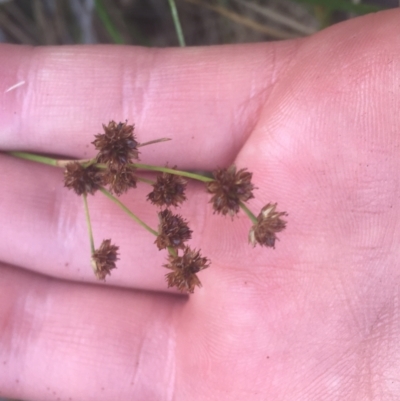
(6, 151, 215, 183)
(94, 0, 124, 44)
(240, 202, 258, 224)
(133, 163, 214, 182)
(8, 151, 58, 166)
(99, 188, 158, 237)
(56, 158, 94, 168)
(167, 246, 177, 257)
(138, 138, 171, 147)
(168, 0, 186, 47)
(83, 193, 96, 255)
(136, 176, 155, 185)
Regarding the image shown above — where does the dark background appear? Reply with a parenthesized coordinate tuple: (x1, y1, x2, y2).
(0, 0, 398, 47)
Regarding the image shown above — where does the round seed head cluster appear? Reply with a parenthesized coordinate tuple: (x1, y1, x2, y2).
(249, 203, 288, 248)
(164, 247, 210, 293)
(64, 162, 104, 195)
(207, 165, 255, 216)
(147, 171, 187, 207)
(92, 121, 139, 168)
(102, 164, 137, 196)
(156, 209, 192, 250)
(91, 121, 139, 195)
(91, 239, 119, 280)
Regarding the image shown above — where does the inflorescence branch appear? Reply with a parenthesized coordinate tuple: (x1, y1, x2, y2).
(7, 121, 288, 293)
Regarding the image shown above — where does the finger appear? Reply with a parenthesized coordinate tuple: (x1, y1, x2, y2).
(0, 152, 244, 292)
(0, 262, 183, 401)
(0, 42, 294, 170)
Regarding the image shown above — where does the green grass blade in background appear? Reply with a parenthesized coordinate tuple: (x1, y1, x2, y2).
(168, 0, 186, 47)
(292, 0, 383, 14)
(94, 0, 124, 44)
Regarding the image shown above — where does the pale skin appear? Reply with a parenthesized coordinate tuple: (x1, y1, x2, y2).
(1, 9, 400, 401)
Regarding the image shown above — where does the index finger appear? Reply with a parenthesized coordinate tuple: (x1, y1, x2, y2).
(0, 43, 291, 169)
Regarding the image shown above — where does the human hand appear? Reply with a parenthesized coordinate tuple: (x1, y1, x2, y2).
(1, 9, 400, 401)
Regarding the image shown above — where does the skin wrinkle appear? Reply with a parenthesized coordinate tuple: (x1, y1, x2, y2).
(128, 300, 179, 400)
(346, 293, 399, 400)
(381, 293, 400, 396)
(121, 49, 163, 128)
(121, 60, 146, 128)
(313, 351, 358, 400)
(6, 54, 30, 148)
(53, 172, 83, 260)
(164, 320, 177, 401)
(24, 48, 66, 149)
(237, 41, 298, 163)
(39, 167, 86, 278)
(182, 181, 208, 257)
(286, 323, 367, 399)
(276, 264, 396, 399)
(0, 271, 52, 396)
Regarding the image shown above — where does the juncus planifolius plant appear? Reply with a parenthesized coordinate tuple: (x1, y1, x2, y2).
(10, 121, 287, 293)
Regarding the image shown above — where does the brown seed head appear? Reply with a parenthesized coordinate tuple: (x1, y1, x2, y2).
(164, 247, 210, 293)
(64, 162, 104, 195)
(206, 165, 255, 216)
(92, 121, 139, 168)
(147, 170, 187, 207)
(91, 239, 119, 280)
(156, 209, 192, 250)
(249, 203, 288, 248)
(102, 165, 137, 196)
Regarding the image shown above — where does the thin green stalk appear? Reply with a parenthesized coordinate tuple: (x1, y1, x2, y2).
(167, 246, 177, 257)
(99, 188, 158, 237)
(240, 202, 258, 224)
(136, 176, 155, 185)
(168, 0, 186, 47)
(8, 151, 58, 166)
(6, 151, 214, 183)
(133, 163, 214, 182)
(83, 193, 96, 255)
(138, 138, 171, 147)
(95, 0, 124, 44)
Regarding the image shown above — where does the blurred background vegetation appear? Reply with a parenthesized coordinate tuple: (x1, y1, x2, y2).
(0, 0, 398, 400)
(0, 0, 397, 47)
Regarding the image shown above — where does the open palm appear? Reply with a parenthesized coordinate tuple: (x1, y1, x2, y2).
(1, 10, 400, 401)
